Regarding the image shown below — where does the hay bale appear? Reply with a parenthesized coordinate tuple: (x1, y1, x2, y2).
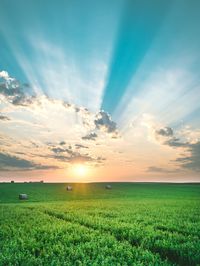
(19, 194, 28, 200)
(105, 185, 112, 189)
(66, 185, 73, 191)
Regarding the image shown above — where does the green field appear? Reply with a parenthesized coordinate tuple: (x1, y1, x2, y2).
(0, 183, 200, 266)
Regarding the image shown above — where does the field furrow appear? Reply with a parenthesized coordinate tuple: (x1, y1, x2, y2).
(42, 207, 173, 265)
(37, 203, 199, 266)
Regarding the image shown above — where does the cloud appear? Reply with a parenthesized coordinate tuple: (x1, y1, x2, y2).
(155, 126, 188, 147)
(50, 142, 76, 156)
(0, 114, 10, 121)
(68, 154, 94, 164)
(51, 147, 73, 154)
(82, 132, 98, 141)
(53, 152, 100, 164)
(0, 70, 35, 106)
(50, 143, 105, 165)
(0, 152, 58, 171)
(0, 70, 13, 81)
(0, 71, 120, 173)
(164, 138, 188, 147)
(1, 71, 119, 137)
(75, 144, 88, 149)
(175, 141, 200, 171)
(156, 126, 173, 137)
(155, 125, 200, 172)
(68, 153, 106, 165)
(94, 111, 117, 134)
(147, 166, 179, 173)
(52, 154, 71, 161)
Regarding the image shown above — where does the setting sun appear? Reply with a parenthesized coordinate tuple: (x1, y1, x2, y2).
(72, 164, 88, 177)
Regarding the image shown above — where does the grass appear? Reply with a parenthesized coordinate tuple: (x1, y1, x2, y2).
(0, 183, 200, 265)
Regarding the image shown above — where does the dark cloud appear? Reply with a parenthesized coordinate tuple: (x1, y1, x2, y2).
(51, 144, 88, 161)
(0, 114, 10, 121)
(155, 125, 200, 172)
(0, 152, 58, 171)
(32, 165, 59, 170)
(52, 147, 66, 153)
(82, 132, 98, 141)
(14, 151, 27, 155)
(75, 107, 80, 112)
(51, 144, 105, 165)
(53, 154, 71, 161)
(68, 154, 94, 163)
(75, 144, 88, 149)
(62, 102, 72, 109)
(156, 127, 173, 137)
(164, 138, 189, 147)
(96, 156, 106, 164)
(11, 95, 36, 106)
(69, 153, 106, 164)
(0, 152, 34, 169)
(51, 147, 73, 155)
(147, 166, 179, 173)
(94, 111, 117, 134)
(54, 152, 93, 164)
(46, 142, 55, 147)
(174, 141, 200, 171)
(30, 141, 39, 148)
(0, 71, 35, 106)
(155, 126, 189, 148)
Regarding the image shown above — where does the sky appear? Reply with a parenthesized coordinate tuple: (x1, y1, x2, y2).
(0, 0, 200, 182)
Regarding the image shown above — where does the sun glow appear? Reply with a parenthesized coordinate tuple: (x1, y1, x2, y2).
(72, 164, 89, 177)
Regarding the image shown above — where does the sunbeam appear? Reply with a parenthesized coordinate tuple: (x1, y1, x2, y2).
(101, 0, 171, 114)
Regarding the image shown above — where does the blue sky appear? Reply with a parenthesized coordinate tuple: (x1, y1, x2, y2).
(0, 0, 200, 182)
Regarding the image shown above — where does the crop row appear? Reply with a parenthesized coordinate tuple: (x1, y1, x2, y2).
(0, 205, 171, 266)
(36, 199, 200, 266)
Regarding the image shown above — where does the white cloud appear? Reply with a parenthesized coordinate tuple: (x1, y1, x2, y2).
(0, 70, 13, 81)
(0, 71, 121, 171)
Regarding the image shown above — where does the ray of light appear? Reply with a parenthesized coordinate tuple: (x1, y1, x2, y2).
(100, 0, 171, 114)
(112, 0, 200, 133)
(0, 0, 123, 112)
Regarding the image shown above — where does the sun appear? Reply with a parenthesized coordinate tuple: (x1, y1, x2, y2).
(72, 164, 88, 177)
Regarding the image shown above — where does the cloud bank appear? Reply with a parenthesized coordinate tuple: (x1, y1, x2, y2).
(153, 125, 200, 172)
(0, 71, 119, 172)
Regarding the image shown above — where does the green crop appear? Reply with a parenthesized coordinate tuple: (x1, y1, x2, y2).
(0, 183, 200, 265)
